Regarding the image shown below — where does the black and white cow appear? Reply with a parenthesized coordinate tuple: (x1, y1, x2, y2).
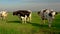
(13, 10, 32, 23)
(38, 9, 58, 27)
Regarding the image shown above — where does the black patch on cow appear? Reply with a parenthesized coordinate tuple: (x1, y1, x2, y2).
(49, 11, 54, 17)
(43, 9, 47, 17)
(13, 10, 31, 17)
(49, 12, 53, 17)
(43, 9, 47, 12)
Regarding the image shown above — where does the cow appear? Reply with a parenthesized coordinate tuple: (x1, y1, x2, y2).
(38, 9, 58, 27)
(13, 10, 32, 23)
(0, 10, 8, 20)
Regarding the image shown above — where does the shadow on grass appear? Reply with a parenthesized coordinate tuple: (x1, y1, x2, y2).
(7, 21, 21, 23)
(28, 22, 60, 33)
(28, 22, 48, 28)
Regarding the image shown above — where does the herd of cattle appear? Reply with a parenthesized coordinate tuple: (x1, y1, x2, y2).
(0, 9, 58, 28)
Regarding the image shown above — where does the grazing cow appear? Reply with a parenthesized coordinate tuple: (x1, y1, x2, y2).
(38, 9, 58, 27)
(0, 10, 8, 20)
(13, 10, 32, 23)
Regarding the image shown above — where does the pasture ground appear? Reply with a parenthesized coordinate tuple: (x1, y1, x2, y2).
(0, 12, 60, 34)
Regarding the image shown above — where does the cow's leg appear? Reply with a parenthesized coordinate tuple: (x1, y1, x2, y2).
(23, 18, 25, 24)
(3, 16, 7, 21)
(4, 16, 7, 23)
(27, 17, 31, 22)
(40, 19, 43, 25)
(22, 18, 25, 24)
(26, 17, 29, 22)
(43, 19, 45, 24)
(48, 18, 52, 28)
(2, 16, 4, 20)
(4, 16, 5, 20)
(24, 15, 27, 24)
(0, 16, 2, 20)
(28, 14, 31, 22)
(41, 17, 45, 24)
(29, 16, 31, 22)
(5, 14, 8, 22)
(21, 16, 24, 24)
(2, 16, 6, 21)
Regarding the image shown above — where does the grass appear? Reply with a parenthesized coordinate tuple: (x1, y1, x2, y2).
(0, 12, 60, 34)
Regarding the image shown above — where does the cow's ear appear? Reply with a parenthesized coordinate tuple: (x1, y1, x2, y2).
(56, 12, 58, 15)
(37, 11, 40, 15)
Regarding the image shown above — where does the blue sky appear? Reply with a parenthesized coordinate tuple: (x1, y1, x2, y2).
(0, 0, 60, 11)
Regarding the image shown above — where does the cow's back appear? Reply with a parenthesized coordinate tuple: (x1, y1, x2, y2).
(15, 10, 31, 17)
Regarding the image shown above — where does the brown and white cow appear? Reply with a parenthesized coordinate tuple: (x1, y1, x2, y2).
(13, 10, 32, 23)
(0, 10, 8, 20)
(38, 9, 58, 27)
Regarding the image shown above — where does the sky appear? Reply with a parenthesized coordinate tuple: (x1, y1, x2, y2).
(0, 0, 60, 11)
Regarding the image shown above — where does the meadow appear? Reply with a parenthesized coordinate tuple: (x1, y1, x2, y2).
(0, 12, 60, 34)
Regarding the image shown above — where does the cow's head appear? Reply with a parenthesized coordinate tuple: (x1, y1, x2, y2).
(13, 12, 17, 15)
(37, 11, 40, 15)
(49, 11, 58, 19)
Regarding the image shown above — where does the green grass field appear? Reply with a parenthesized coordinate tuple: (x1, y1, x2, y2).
(0, 12, 60, 34)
